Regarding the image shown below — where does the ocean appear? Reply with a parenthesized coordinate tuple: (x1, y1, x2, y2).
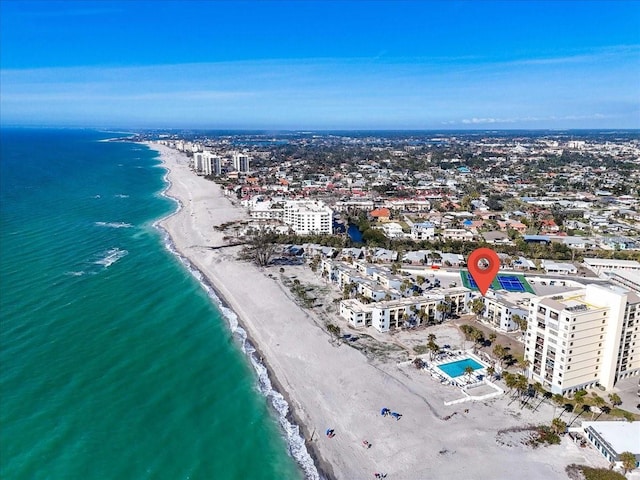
(0, 129, 309, 479)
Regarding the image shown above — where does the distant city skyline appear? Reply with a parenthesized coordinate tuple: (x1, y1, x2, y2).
(1, 1, 639, 129)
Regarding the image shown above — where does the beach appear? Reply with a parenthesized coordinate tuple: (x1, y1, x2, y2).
(150, 143, 608, 480)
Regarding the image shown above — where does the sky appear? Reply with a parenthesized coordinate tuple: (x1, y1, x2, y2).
(1, 0, 639, 130)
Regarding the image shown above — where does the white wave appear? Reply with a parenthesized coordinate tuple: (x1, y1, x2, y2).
(94, 248, 128, 268)
(247, 345, 320, 480)
(92, 194, 101, 199)
(157, 228, 320, 479)
(114, 194, 129, 198)
(95, 221, 133, 229)
(65, 271, 86, 277)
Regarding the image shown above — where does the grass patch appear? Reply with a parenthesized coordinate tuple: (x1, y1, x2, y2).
(413, 345, 429, 355)
(566, 464, 626, 480)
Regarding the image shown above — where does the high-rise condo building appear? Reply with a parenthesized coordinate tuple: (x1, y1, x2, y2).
(525, 284, 640, 394)
(232, 152, 250, 173)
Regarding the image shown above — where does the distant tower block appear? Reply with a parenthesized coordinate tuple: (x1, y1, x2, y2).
(232, 151, 251, 173)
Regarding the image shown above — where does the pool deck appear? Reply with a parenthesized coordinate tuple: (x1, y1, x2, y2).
(414, 350, 505, 404)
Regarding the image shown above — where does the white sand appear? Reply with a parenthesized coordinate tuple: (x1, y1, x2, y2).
(149, 143, 609, 480)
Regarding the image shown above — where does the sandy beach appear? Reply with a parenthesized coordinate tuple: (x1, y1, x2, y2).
(150, 143, 608, 480)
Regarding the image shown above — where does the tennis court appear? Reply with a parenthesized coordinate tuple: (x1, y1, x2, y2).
(460, 271, 535, 293)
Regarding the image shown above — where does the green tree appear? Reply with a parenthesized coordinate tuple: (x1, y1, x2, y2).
(608, 393, 622, 406)
(493, 344, 507, 366)
(590, 395, 606, 419)
(436, 302, 449, 321)
(620, 451, 637, 473)
(512, 314, 528, 332)
(471, 329, 485, 348)
(464, 365, 475, 383)
(551, 417, 567, 435)
(518, 359, 531, 375)
(469, 298, 485, 316)
(427, 340, 440, 360)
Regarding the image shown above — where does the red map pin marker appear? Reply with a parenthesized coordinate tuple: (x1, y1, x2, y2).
(467, 248, 500, 296)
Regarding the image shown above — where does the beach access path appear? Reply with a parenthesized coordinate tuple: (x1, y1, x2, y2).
(150, 143, 608, 480)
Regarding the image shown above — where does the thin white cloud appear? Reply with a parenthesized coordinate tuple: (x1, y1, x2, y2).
(451, 114, 610, 125)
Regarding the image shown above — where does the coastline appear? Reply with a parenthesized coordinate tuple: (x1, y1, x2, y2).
(143, 142, 610, 480)
(148, 143, 326, 479)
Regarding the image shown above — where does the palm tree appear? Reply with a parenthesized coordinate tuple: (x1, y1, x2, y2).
(436, 302, 448, 322)
(503, 372, 517, 394)
(489, 332, 497, 345)
(568, 395, 587, 427)
(493, 344, 506, 366)
(608, 393, 622, 407)
(590, 395, 606, 420)
(326, 324, 341, 344)
(532, 385, 551, 412)
(486, 365, 496, 380)
(427, 340, 440, 361)
(427, 333, 437, 343)
(471, 330, 484, 350)
(464, 365, 475, 384)
(560, 403, 574, 420)
(594, 405, 611, 421)
(551, 417, 567, 435)
(517, 359, 531, 376)
(551, 393, 565, 418)
(620, 451, 637, 474)
(515, 375, 529, 403)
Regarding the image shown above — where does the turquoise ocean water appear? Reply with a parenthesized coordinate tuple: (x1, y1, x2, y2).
(0, 129, 313, 480)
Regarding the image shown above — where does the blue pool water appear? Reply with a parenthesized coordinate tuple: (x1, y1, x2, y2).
(437, 358, 484, 378)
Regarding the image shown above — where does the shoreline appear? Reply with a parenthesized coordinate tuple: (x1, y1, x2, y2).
(141, 141, 610, 480)
(147, 143, 327, 479)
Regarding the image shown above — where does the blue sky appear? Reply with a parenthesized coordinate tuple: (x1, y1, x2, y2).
(1, 0, 639, 129)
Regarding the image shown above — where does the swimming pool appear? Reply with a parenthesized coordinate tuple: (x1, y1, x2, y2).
(437, 358, 485, 378)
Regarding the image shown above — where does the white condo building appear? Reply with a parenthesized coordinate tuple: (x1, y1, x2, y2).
(525, 284, 640, 394)
(202, 152, 222, 176)
(193, 151, 222, 176)
(282, 200, 332, 235)
(232, 152, 251, 173)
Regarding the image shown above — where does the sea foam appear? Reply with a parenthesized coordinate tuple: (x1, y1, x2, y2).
(94, 248, 128, 268)
(95, 221, 133, 229)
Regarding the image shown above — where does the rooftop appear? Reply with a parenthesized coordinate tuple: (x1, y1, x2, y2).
(581, 421, 640, 456)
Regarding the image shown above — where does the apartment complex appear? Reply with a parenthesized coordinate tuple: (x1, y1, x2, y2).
(282, 200, 332, 235)
(525, 284, 640, 394)
(340, 289, 470, 333)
